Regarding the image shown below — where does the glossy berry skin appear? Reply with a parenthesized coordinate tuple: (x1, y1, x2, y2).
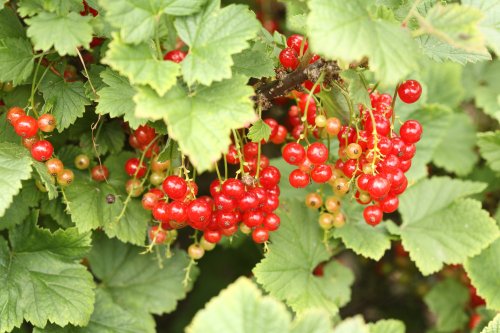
(14, 115, 38, 137)
(216, 211, 238, 229)
(363, 205, 383, 226)
(188, 244, 205, 259)
(91, 165, 109, 182)
(379, 195, 399, 213)
(163, 50, 186, 63)
(368, 175, 391, 199)
(162, 175, 187, 200)
(287, 34, 308, 54)
(57, 169, 74, 186)
(124, 158, 147, 178)
(22, 136, 39, 149)
(45, 158, 64, 176)
(282, 142, 306, 165)
(238, 192, 259, 211)
(307, 142, 328, 164)
(7, 106, 25, 124)
(74, 154, 90, 170)
(398, 80, 422, 104)
(37, 114, 56, 132)
(221, 178, 245, 199)
(31, 140, 53, 162)
(270, 125, 287, 144)
(225, 144, 239, 164)
(243, 142, 259, 159)
(252, 227, 269, 243)
(187, 199, 212, 230)
(149, 226, 166, 244)
(204, 230, 222, 244)
(279, 47, 299, 70)
(264, 213, 280, 231)
(142, 192, 160, 210)
(152, 201, 170, 222)
(289, 169, 310, 188)
(400, 120, 423, 144)
(167, 201, 188, 222)
(356, 174, 372, 192)
(364, 114, 390, 137)
(261, 194, 279, 213)
(242, 210, 264, 228)
(214, 193, 236, 212)
(126, 179, 143, 197)
(259, 166, 281, 189)
(134, 125, 156, 146)
(310, 164, 332, 183)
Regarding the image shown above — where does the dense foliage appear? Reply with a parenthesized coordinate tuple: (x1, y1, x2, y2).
(0, 0, 499, 332)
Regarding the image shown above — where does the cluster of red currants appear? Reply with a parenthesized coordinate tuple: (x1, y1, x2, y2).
(6, 106, 74, 186)
(279, 34, 320, 71)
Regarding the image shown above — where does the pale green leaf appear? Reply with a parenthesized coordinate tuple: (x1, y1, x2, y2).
(26, 12, 92, 55)
(40, 195, 73, 229)
(0, 142, 33, 217)
(95, 69, 146, 129)
(420, 61, 464, 107)
(39, 73, 91, 131)
(465, 238, 500, 311)
(103, 35, 180, 96)
(0, 181, 42, 230)
(88, 233, 197, 315)
(424, 278, 469, 331)
(232, 43, 276, 78)
(0, 38, 34, 85)
(247, 119, 271, 143)
(291, 310, 333, 333)
(463, 0, 500, 54)
(480, 314, 500, 333)
(175, 1, 260, 85)
(398, 177, 499, 275)
(368, 319, 405, 333)
(333, 316, 368, 333)
(17, 0, 84, 16)
(254, 199, 354, 315)
(418, 35, 491, 64)
(307, 0, 418, 84)
(32, 160, 58, 200)
(477, 131, 500, 173)
(0, 8, 26, 39)
(99, 0, 205, 44)
(341, 69, 371, 108)
(134, 76, 256, 172)
(0, 216, 94, 332)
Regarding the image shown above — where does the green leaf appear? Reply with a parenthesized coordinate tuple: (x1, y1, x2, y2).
(0, 38, 34, 86)
(40, 195, 73, 229)
(174, 0, 260, 86)
(247, 119, 271, 143)
(397, 177, 499, 275)
(0, 8, 26, 39)
(17, 0, 84, 16)
(134, 76, 256, 172)
(291, 310, 333, 333)
(465, 238, 500, 311)
(333, 199, 391, 260)
(420, 61, 464, 107)
(254, 199, 354, 315)
(34, 288, 156, 333)
(99, 0, 205, 44)
(418, 35, 491, 65)
(423, 3, 489, 54)
(333, 316, 368, 333)
(26, 12, 92, 56)
(88, 232, 197, 315)
(307, 0, 418, 84)
(157, 138, 181, 167)
(0, 142, 33, 217)
(0, 181, 42, 230)
(477, 131, 500, 173)
(481, 315, 500, 333)
(103, 35, 180, 96)
(340, 69, 371, 108)
(95, 69, 146, 129)
(424, 278, 469, 332)
(463, 0, 500, 54)
(39, 73, 91, 131)
(32, 160, 58, 200)
(368, 320, 405, 333)
(80, 120, 125, 156)
(232, 42, 276, 78)
(0, 216, 94, 332)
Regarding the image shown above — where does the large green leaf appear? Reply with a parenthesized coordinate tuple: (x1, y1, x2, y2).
(187, 277, 334, 333)
(0, 143, 33, 217)
(0, 8, 26, 39)
(418, 35, 491, 64)
(0, 216, 94, 332)
(420, 61, 464, 107)
(477, 131, 500, 173)
(174, 0, 260, 86)
(17, 0, 84, 16)
(397, 177, 499, 275)
(95, 69, 146, 129)
(424, 278, 469, 332)
(254, 199, 354, 315)
(32, 160, 58, 200)
(99, 0, 205, 44)
(103, 35, 180, 96)
(465, 238, 500, 311)
(332, 316, 367, 333)
(0, 181, 42, 231)
(134, 76, 256, 172)
(481, 315, 500, 333)
(463, 0, 500, 54)
(232, 42, 275, 79)
(88, 233, 196, 315)
(39, 73, 92, 131)
(26, 11, 93, 55)
(0, 38, 34, 85)
(368, 320, 405, 333)
(307, 0, 418, 84)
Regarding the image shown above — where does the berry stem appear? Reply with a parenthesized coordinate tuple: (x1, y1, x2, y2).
(231, 129, 246, 175)
(76, 48, 97, 99)
(255, 105, 263, 179)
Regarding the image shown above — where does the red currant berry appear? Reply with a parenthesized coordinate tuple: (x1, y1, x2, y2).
(238, 191, 259, 211)
(22, 136, 39, 149)
(261, 194, 279, 213)
(356, 174, 372, 192)
(14, 115, 38, 137)
(282, 142, 306, 165)
(398, 80, 422, 104)
(46, 158, 64, 176)
(221, 178, 245, 199)
(243, 142, 259, 159)
(368, 175, 391, 199)
(252, 227, 269, 243)
(399, 159, 411, 172)
(270, 125, 287, 144)
(7, 106, 25, 124)
(289, 169, 310, 188)
(363, 205, 383, 226)
(134, 125, 156, 146)
(286, 34, 308, 55)
(149, 226, 166, 244)
(307, 142, 328, 164)
(263, 213, 280, 231)
(152, 201, 169, 222)
(187, 198, 212, 230)
(124, 158, 147, 178)
(204, 230, 222, 244)
(379, 195, 399, 213)
(400, 120, 423, 144)
(400, 143, 416, 160)
(310, 164, 332, 183)
(30, 140, 53, 162)
(91, 165, 109, 182)
(209, 179, 222, 197)
(214, 193, 236, 212)
(243, 210, 264, 228)
(57, 169, 74, 186)
(259, 166, 281, 189)
(263, 118, 278, 138)
(162, 175, 187, 200)
(128, 134, 141, 149)
(279, 47, 299, 70)
(142, 192, 160, 210)
(163, 50, 186, 63)
(37, 114, 56, 132)
(216, 211, 238, 229)
(379, 154, 401, 172)
(364, 114, 390, 137)
(167, 201, 188, 223)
